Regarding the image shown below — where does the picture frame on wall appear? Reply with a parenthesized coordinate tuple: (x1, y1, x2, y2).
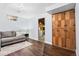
(8, 15, 17, 21)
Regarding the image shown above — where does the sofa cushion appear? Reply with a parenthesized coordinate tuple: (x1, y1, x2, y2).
(14, 35, 25, 39)
(1, 31, 16, 38)
(2, 37, 16, 43)
(2, 35, 25, 43)
(12, 31, 16, 37)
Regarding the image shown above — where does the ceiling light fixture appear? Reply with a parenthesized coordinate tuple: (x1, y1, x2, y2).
(15, 4, 25, 13)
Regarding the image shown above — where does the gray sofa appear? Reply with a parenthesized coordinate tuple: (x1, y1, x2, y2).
(0, 31, 26, 47)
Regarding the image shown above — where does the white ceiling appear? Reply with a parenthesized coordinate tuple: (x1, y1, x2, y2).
(4, 3, 54, 19)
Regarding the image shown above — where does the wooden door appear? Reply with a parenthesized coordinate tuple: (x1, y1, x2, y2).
(52, 9, 76, 50)
(65, 10, 76, 50)
(52, 12, 66, 48)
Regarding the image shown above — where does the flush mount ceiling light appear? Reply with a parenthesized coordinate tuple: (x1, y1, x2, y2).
(16, 4, 25, 13)
(16, 3, 25, 13)
(16, 4, 25, 10)
(10, 3, 25, 13)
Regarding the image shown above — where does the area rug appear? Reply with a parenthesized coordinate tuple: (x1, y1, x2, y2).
(0, 41, 32, 56)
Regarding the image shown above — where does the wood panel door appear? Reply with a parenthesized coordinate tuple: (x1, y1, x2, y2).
(65, 10, 76, 50)
(52, 9, 76, 50)
(52, 12, 66, 48)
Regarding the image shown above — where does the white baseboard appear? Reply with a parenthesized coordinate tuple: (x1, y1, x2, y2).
(29, 37, 52, 45)
(45, 41, 52, 45)
(76, 49, 79, 56)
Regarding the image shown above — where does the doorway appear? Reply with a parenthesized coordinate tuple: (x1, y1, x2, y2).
(52, 9, 76, 51)
(38, 18, 45, 42)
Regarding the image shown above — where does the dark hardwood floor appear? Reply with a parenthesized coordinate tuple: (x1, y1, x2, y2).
(7, 38, 76, 56)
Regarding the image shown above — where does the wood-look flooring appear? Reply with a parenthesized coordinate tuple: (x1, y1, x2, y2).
(7, 38, 76, 56)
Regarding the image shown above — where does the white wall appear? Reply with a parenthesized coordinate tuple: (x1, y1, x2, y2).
(45, 13, 52, 44)
(0, 10, 16, 31)
(75, 3, 79, 56)
(0, 4, 17, 31)
(0, 12, 31, 31)
(0, 4, 31, 31)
